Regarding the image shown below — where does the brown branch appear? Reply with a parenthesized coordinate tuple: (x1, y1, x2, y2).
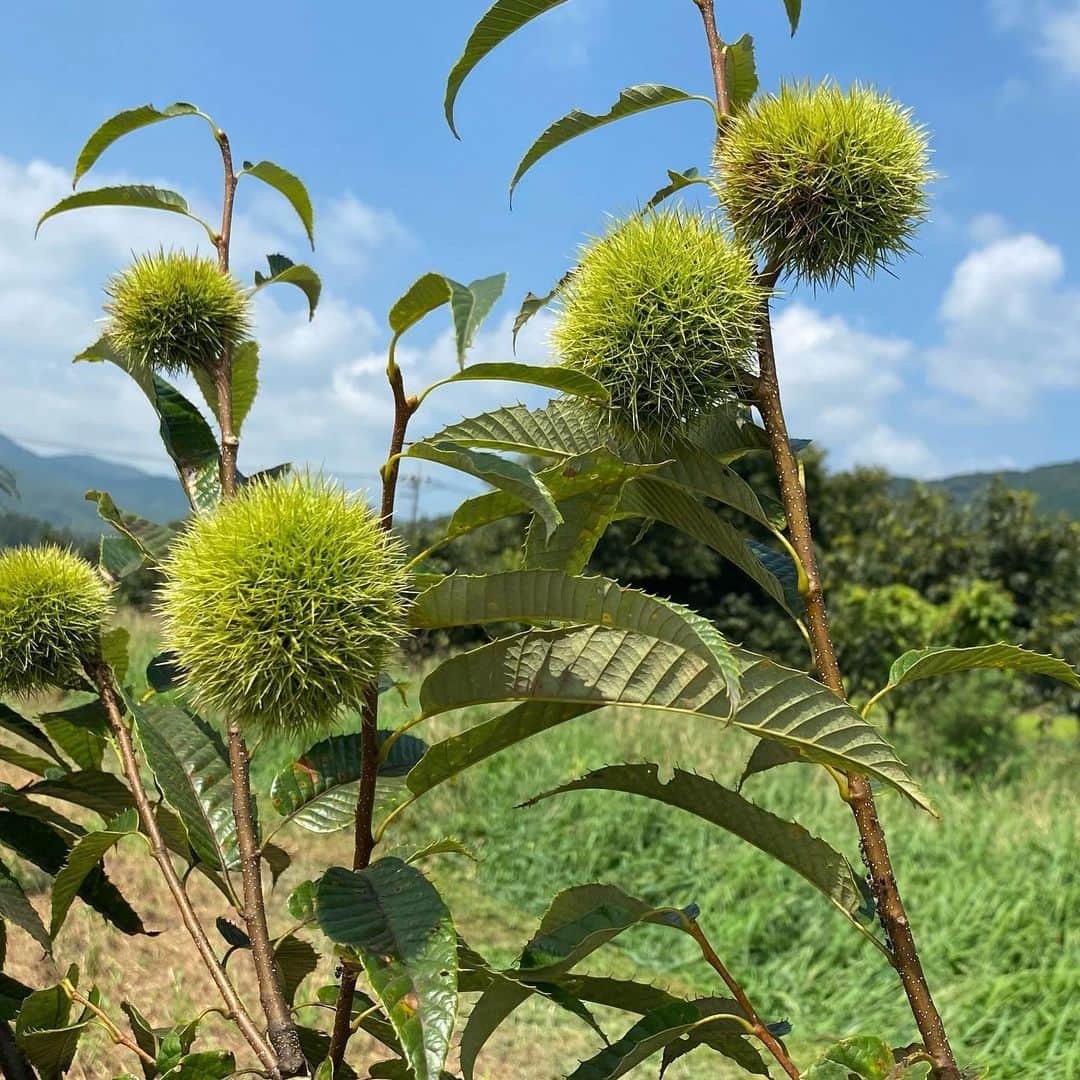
(692, 0, 730, 117)
(753, 302, 961, 1080)
(88, 661, 280, 1078)
(227, 720, 307, 1076)
(209, 127, 303, 1075)
(327, 354, 418, 1075)
(686, 920, 800, 1080)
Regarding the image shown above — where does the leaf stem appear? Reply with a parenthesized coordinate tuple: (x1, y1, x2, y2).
(60, 979, 156, 1067)
(684, 919, 800, 1079)
(327, 349, 419, 1076)
(87, 660, 281, 1078)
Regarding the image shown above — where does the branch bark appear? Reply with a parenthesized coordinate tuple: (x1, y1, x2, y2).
(88, 660, 280, 1078)
(692, 0, 731, 117)
(753, 303, 961, 1080)
(326, 352, 417, 1076)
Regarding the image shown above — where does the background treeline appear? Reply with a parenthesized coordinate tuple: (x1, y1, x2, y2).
(4, 453, 1078, 777)
(413, 454, 1080, 778)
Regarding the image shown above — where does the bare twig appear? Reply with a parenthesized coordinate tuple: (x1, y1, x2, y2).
(692, 0, 731, 117)
(88, 660, 280, 1078)
(327, 347, 418, 1075)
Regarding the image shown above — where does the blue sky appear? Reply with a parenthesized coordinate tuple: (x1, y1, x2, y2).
(2, 0, 1079, 513)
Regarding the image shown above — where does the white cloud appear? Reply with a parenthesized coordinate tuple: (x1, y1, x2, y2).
(926, 232, 1080, 415)
(992, 0, 1080, 79)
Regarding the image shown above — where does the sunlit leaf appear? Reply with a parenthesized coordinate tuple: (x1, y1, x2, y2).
(241, 160, 315, 249)
(37, 186, 213, 241)
(252, 254, 321, 320)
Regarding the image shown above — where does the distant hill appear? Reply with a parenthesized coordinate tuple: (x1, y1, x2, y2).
(0, 433, 188, 535)
(2, 431, 1078, 537)
(928, 460, 1080, 518)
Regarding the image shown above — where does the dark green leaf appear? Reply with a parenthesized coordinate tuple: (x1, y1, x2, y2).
(645, 167, 703, 212)
(252, 255, 321, 320)
(724, 34, 758, 112)
(15, 968, 96, 1080)
(23, 772, 134, 823)
(512, 269, 574, 352)
(389, 273, 453, 337)
(270, 731, 427, 834)
(50, 808, 139, 940)
(0, 705, 61, 766)
(40, 701, 107, 771)
(511, 86, 716, 201)
(0, 855, 51, 951)
(419, 627, 933, 811)
(405, 837, 478, 865)
(0, 972, 32, 1023)
(191, 340, 260, 433)
(215, 917, 250, 950)
(241, 161, 315, 248)
(73, 102, 204, 187)
(316, 860, 457, 1080)
(287, 880, 317, 922)
(165, 1050, 236, 1079)
(36, 186, 213, 241)
(134, 703, 240, 871)
(445, 0, 571, 137)
(146, 652, 183, 694)
(405, 441, 560, 538)
(523, 764, 869, 933)
(273, 934, 318, 1005)
(803, 1035, 895, 1079)
(783, 0, 801, 34)
(886, 643, 1080, 693)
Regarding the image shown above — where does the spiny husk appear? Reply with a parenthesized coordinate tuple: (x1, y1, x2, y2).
(104, 249, 251, 375)
(552, 209, 765, 440)
(158, 474, 408, 733)
(714, 81, 932, 287)
(0, 546, 111, 694)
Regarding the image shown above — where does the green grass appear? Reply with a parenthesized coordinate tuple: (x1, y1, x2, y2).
(357, 675, 1079, 1079)
(12, 613, 1075, 1078)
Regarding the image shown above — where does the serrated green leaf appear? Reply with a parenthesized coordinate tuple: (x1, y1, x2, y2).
(568, 1001, 722, 1080)
(100, 534, 144, 580)
(523, 764, 870, 934)
(148, 377, 221, 513)
(0, 744, 56, 776)
(50, 808, 139, 939)
(420, 362, 608, 404)
(23, 772, 134, 822)
(511, 86, 716, 201)
(287, 879, 317, 922)
(134, 703, 240, 871)
(191, 340, 260, 435)
(389, 273, 454, 336)
(252, 255, 321, 320)
(83, 491, 175, 570)
(724, 34, 758, 112)
(803, 1035, 895, 1079)
(73, 102, 204, 187)
(164, 1050, 236, 1079)
(0, 855, 51, 951)
(617, 478, 790, 611)
(405, 837, 478, 865)
(316, 860, 457, 1080)
(886, 643, 1080, 693)
(0, 705, 64, 767)
(419, 626, 933, 811)
(445, 0, 571, 137)
(274, 934, 318, 1005)
(36, 186, 213, 241)
(448, 274, 507, 367)
(0, 971, 33, 1023)
(405, 440, 561, 539)
(15, 970, 97, 1080)
(408, 570, 740, 702)
(215, 916, 250, 950)
(512, 269, 574, 352)
(241, 160, 315, 248)
(432, 398, 605, 458)
(270, 730, 427, 834)
(645, 166, 704, 212)
(40, 701, 107, 771)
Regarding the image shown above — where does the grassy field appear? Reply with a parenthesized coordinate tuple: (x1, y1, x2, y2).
(3, 612, 1078, 1078)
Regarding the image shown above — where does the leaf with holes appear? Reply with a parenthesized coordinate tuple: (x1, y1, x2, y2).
(445, 0, 571, 137)
(511, 86, 716, 200)
(419, 626, 933, 811)
(134, 703, 241, 870)
(316, 860, 457, 1080)
(252, 254, 321, 320)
